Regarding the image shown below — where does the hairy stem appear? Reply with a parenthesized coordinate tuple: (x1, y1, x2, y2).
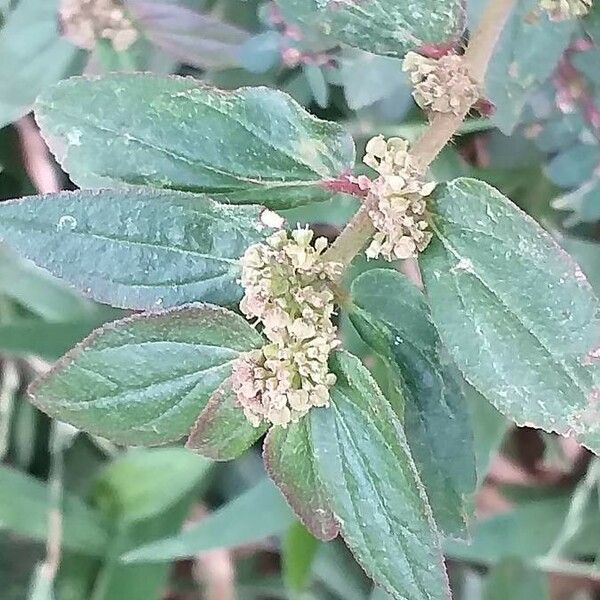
(323, 0, 517, 266)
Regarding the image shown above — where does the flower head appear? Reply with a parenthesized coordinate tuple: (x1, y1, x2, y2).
(539, 0, 592, 20)
(59, 0, 138, 51)
(232, 229, 342, 428)
(402, 51, 480, 116)
(363, 136, 435, 261)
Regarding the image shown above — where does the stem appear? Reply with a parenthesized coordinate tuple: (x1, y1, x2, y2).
(324, 0, 517, 267)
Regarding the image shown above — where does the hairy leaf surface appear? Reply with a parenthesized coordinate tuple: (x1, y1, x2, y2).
(35, 73, 355, 209)
(420, 178, 600, 454)
(0, 189, 270, 310)
(264, 420, 339, 541)
(29, 305, 263, 445)
(351, 269, 476, 537)
(186, 378, 267, 461)
(275, 0, 464, 59)
(311, 351, 450, 600)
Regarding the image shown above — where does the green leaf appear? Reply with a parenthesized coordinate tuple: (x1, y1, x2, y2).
(91, 487, 201, 600)
(0, 246, 94, 321)
(0, 189, 271, 310)
(484, 0, 574, 134)
(0, 466, 108, 556)
(420, 178, 600, 454)
(94, 448, 212, 522)
(444, 495, 600, 563)
(28, 304, 263, 445)
(0, 315, 120, 360)
(282, 522, 319, 593)
(122, 478, 295, 563)
(311, 351, 450, 600)
(275, 0, 464, 59)
(0, 0, 84, 128)
(88, 447, 212, 600)
(464, 385, 508, 483)
(264, 420, 339, 541)
(370, 589, 394, 600)
(313, 541, 372, 600)
(35, 73, 355, 209)
(483, 559, 549, 600)
(350, 269, 476, 536)
(186, 378, 267, 460)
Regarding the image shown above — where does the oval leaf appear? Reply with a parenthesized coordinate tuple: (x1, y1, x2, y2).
(28, 304, 263, 445)
(35, 73, 355, 210)
(264, 420, 339, 541)
(420, 177, 600, 454)
(0, 188, 271, 310)
(275, 0, 465, 59)
(186, 378, 267, 461)
(350, 269, 476, 537)
(311, 351, 450, 600)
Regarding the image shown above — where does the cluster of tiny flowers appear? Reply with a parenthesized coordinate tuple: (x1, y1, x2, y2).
(363, 136, 435, 261)
(232, 229, 342, 428)
(402, 51, 480, 116)
(539, 0, 592, 20)
(59, 0, 138, 51)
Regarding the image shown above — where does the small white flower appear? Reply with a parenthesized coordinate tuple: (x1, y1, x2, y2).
(402, 52, 480, 116)
(539, 0, 592, 19)
(233, 228, 341, 428)
(59, 0, 138, 51)
(363, 137, 435, 262)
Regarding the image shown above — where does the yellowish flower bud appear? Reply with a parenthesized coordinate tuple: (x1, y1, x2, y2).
(59, 0, 138, 51)
(402, 51, 480, 116)
(233, 228, 341, 428)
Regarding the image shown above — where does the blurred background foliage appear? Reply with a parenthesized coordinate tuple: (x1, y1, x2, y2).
(1, 0, 600, 598)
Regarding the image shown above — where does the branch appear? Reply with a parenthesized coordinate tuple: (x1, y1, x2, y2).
(324, 0, 517, 266)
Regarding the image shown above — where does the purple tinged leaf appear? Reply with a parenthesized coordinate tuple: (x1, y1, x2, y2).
(127, 0, 249, 69)
(263, 420, 339, 541)
(186, 377, 268, 461)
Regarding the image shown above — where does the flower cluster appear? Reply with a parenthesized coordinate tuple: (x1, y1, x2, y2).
(402, 51, 480, 116)
(59, 0, 138, 52)
(539, 0, 592, 20)
(363, 136, 435, 261)
(232, 229, 342, 428)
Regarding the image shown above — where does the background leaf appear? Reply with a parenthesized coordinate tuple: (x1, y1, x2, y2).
(282, 522, 319, 594)
(350, 269, 476, 537)
(484, 0, 574, 134)
(482, 559, 549, 600)
(35, 73, 355, 209)
(311, 351, 450, 600)
(94, 448, 212, 522)
(0, 188, 271, 310)
(0, 465, 108, 556)
(444, 495, 600, 563)
(420, 178, 600, 453)
(0, 0, 84, 128)
(127, 0, 249, 70)
(89, 448, 212, 600)
(29, 305, 262, 445)
(123, 478, 294, 563)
